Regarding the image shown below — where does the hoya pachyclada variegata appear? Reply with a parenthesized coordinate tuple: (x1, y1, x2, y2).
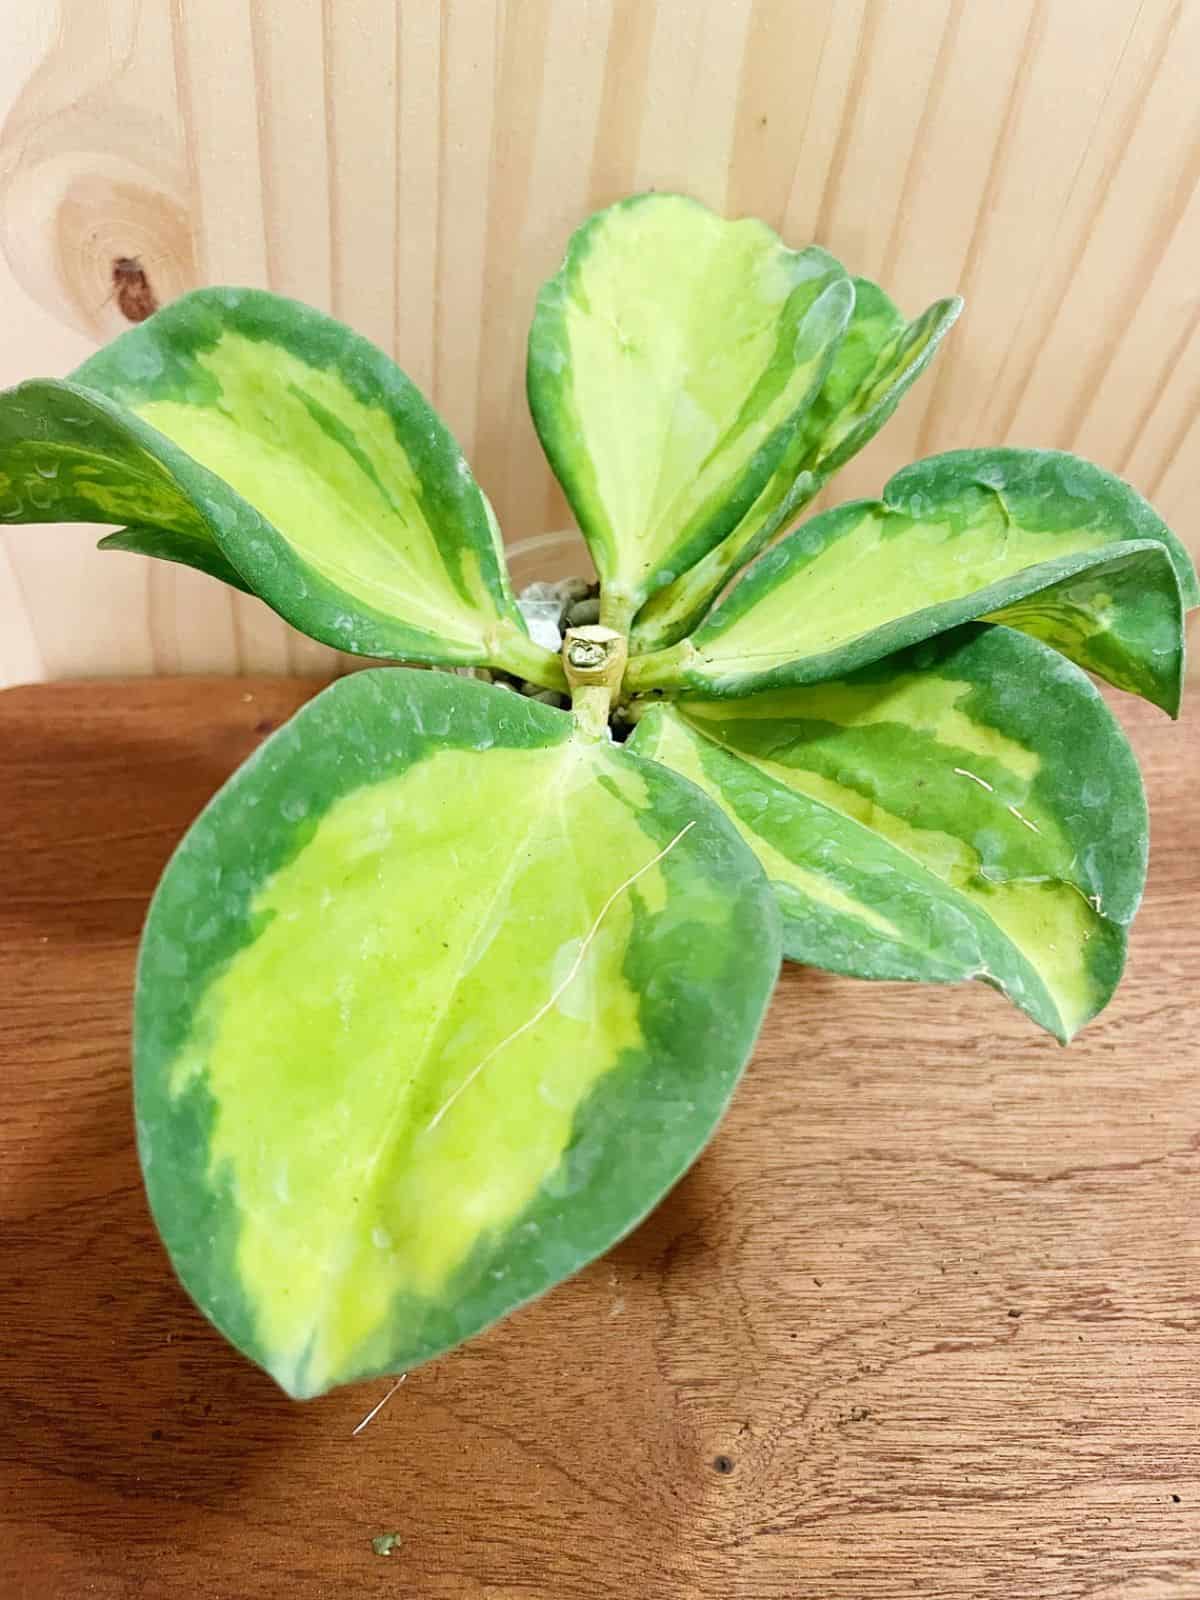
(4, 194, 1193, 1399)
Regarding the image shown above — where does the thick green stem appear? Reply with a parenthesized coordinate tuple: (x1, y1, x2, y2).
(562, 625, 628, 741)
(570, 684, 613, 740)
(489, 620, 568, 691)
(622, 638, 697, 695)
(598, 585, 638, 635)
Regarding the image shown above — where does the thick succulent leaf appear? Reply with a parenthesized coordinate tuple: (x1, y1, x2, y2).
(626, 449, 1194, 714)
(136, 668, 780, 1398)
(75, 291, 561, 682)
(806, 285, 963, 478)
(630, 285, 962, 653)
(985, 542, 1187, 710)
(629, 470, 821, 655)
(631, 625, 1147, 1042)
(98, 523, 253, 593)
(0, 376, 220, 535)
(527, 193, 854, 627)
(0, 294, 562, 686)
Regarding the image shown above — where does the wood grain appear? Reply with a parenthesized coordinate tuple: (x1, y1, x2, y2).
(0, 0, 1197, 687)
(0, 677, 1197, 1599)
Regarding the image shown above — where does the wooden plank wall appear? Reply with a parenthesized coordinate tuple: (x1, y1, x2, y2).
(0, 0, 1197, 686)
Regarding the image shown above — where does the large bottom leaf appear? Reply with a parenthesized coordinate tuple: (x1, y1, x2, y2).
(136, 669, 780, 1398)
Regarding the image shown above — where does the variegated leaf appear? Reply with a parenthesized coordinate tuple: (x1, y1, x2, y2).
(630, 282, 962, 652)
(626, 449, 1196, 714)
(136, 669, 780, 1398)
(0, 293, 562, 686)
(528, 192, 854, 630)
(804, 283, 963, 478)
(98, 522, 253, 593)
(630, 624, 1146, 1041)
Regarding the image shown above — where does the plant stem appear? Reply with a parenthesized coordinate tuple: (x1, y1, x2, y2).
(598, 586, 638, 635)
(621, 638, 696, 695)
(561, 626, 628, 741)
(490, 620, 568, 691)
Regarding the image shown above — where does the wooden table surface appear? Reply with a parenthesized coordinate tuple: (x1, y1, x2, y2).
(1, 677, 1197, 1600)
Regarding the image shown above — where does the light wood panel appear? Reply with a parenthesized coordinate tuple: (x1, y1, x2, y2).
(0, 0, 1197, 685)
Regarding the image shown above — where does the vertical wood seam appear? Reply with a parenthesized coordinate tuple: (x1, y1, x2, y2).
(978, 0, 1151, 444)
(246, 0, 276, 294)
(878, 0, 965, 290)
(721, 0, 763, 217)
(991, 0, 1180, 442)
(1061, 103, 1200, 453)
(432, 1, 448, 411)
(321, 0, 339, 319)
(392, 0, 406, 360)
(246, 0, 292, 674)
(813, 0, 876, 246)
(914, 0, 1046, 459)
(587, 0, 655, 208)
(1145, 380, 1200, 500)
(167, 0, 203, 276)
(169, 0, 245, 673)
(1119, 292, 1200, 480)
(778, 1, 838, 232)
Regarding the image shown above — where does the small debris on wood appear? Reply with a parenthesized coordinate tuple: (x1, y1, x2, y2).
(371, 1533, 401, 1557)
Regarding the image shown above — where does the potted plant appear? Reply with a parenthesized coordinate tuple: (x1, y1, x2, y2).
(1, 194, 1193, 1400)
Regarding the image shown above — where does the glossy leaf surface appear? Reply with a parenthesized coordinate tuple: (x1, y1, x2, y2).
(802, 283, 963, 479)
(626, 449, 1195, 712)
(631, 283, 962, 652)
(98, 522, 253, 593)
(0, 293, 562, 685)
(528, 193, 853, 625)
(136, 669, 780, 1398)
(0, 377, 248, 581)
(631, 625, 1146, 1041)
